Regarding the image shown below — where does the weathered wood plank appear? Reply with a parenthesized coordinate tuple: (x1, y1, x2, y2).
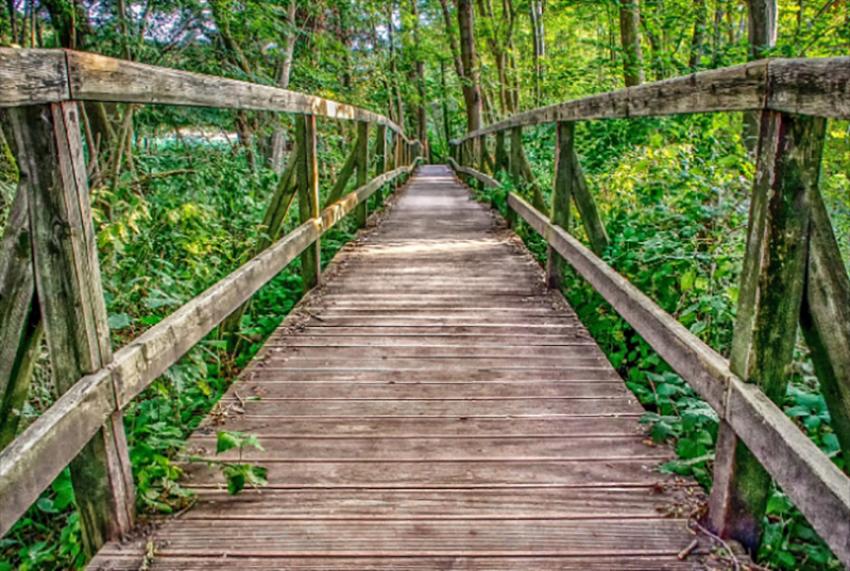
(63, 51, 408, 137)
(767, 57, 850, 119)
(457, 61, 769, 142)
(183, 458, 675, 488)
(0, 49, 69, 107)
(89, 555, 699, 570)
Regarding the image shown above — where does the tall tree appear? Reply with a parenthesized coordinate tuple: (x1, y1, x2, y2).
(743, 0, 777, 151)
(619, 0, 645, 86)
(408, 0, 429, 158)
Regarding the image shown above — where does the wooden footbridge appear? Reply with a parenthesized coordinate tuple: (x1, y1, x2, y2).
(1, 50, 849, 570)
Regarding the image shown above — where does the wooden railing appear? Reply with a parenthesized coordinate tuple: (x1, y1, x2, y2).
(448, 57, 850, 567)
(0, 48, 421, 555)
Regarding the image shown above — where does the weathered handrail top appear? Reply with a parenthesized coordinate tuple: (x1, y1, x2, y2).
(0, 48, 411, 141)
(452, 57, 850, 143)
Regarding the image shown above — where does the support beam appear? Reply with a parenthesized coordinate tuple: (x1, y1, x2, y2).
(324, 138, 359, 207)
(571, 153, 609, 255)
(354, 121, 369, 227)
(708, 110, 826, 553)
(296, 114, 320, 291)
(800, 189, 850, 472)
(7, 102, 134, 556)
(546, 122, 574, 289)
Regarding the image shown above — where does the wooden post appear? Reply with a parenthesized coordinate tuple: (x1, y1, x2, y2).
(296, 114, 320, 290)
(477, 135, 486, 175)
(546, 122, 574, 289)
(708, 110, 826, 552)
(0, 184, 43, 448)
(509, 127, 522, 181)
(800, 189, 850, 472)
(571, 152, 609, 255)
(7, 102, 134, 556)
(354, 121, 369, 227)
(495, 130, 508, 173)
(374, 124, 387, 206)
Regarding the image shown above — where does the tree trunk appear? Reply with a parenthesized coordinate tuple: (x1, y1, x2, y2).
(690, 0, 707, 69)
(409, 0, 429, 159)
(619, 0, 645, 87)
(743, 0, 777, 152)
(457, 0, 483, 135)
(270, 0, 298, 172)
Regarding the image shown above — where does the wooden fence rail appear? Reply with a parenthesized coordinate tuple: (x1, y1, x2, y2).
(0, 47, 420, 557)
(447, 57, 850, 564)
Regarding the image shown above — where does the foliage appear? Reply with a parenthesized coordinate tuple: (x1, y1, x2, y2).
(482, 111, 845, 569)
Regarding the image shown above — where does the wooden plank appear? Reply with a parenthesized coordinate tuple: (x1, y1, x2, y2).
(190, 435, 666, 461)
(767, 57, 850, 119)
(64, 50, 408, 137)
(221, 381, 627, 398)
(207, 397, 641, 417)
(178, 487, 691, 519)
(199, 416, 646, 437)
(0, 48, 69, 107)
(457, 60, 768, 142)
(6, 102, 134, 553)
(89, 555, 699, 570)
(86, 518, 697, 555)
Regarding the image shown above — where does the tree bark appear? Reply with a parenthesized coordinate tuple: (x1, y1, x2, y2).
(457, 0, 483, 135)
(619, 0, 645, 87)
(270, 0, 298, 172)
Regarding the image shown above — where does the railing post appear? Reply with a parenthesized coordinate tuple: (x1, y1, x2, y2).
(354, 121, 369, 227)
(374, 124, 387, 206)
(495, 130, 508, 173)
(546, 122, 573, 289)
(708, 110, 826, 553)
(7, 102, 134, 556)
(477, 135, 486, 175)
(801, 189, 850, 468)
(296, 113, 320, 290)
(509, 127, 522, 181)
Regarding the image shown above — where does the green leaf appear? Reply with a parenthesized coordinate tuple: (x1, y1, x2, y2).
(107, 313, 132, 329)
(216, 431, 241, 454)
(679, 269, 696, 292)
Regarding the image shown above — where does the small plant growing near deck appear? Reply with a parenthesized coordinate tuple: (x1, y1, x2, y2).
(212, 431, 268, 495)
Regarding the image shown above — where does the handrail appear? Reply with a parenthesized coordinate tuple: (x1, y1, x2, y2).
(0, 49, 414, 143)
(451, 57, 850, 143)
(0, 160, 420, 537)
(446, 157, 850, 567)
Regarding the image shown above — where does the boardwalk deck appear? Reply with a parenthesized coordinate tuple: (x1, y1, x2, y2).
(90, 165, 711, 569)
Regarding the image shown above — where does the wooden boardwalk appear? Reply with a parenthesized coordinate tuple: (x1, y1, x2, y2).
(90, 165, 709, 570)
